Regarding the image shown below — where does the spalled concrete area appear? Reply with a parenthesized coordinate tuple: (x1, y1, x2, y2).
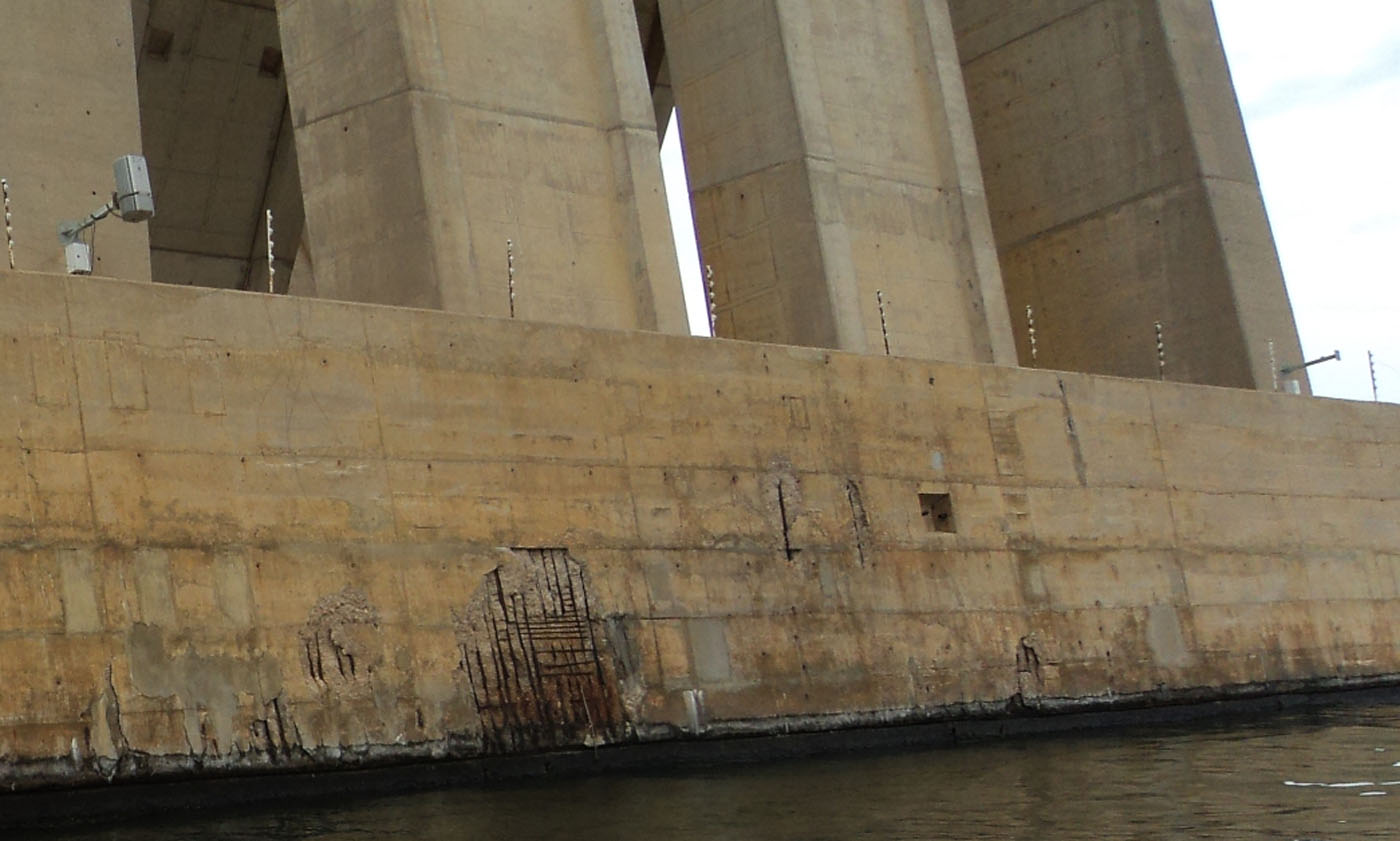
(0, 268, 1395, 792)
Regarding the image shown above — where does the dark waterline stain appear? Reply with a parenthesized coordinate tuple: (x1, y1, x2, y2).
(15, 704, 1400, 841)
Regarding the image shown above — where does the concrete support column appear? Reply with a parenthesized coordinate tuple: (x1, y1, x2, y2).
(276, 0, 688, 333)
(659, 0, 1016, 363)
(0, 3, 151, 281)
(951, 0, 1306, 390)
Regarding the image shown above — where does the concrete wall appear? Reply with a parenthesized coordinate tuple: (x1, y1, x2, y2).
(949, 0, 1306, 390)
(661, 0, 1016, 363)
(1, 268, 1395, 788)
(275, 0, 688, 334)
(0, 2, 151, 282)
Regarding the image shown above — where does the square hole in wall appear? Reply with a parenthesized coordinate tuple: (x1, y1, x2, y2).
(919, 492, 956, 533)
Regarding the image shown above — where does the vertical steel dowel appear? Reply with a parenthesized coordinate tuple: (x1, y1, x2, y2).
(507, 239, 516, 318)
(705, 264, 717, 337)
(265, 209, 275, 293)
(1370, 350, 1380, 402)
(2, 178, 15, 270)
(1026, 305, 1038, 364)
(1155, 321, 1165, 380)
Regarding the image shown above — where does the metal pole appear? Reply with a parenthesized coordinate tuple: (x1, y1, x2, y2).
(1268, 340, 1278, 392)
(1280, 349, 1341, 376)
(1026, 305, 1038, 364)
(265, 209, 275, 293)
(507, 239, 516, 318)
(1370, 350, 1380, 402)
(1155, 321, 1165, 381)
(2, 178, 14, 270)
(705, 264, 717, 337)
(876, 290, 891, 356)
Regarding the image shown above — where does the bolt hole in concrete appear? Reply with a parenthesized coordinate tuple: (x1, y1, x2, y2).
(919, 493, 956, 533)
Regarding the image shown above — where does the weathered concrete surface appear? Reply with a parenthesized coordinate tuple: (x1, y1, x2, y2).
(660, 0, 1016, 364)
(949, 0, 1307, 391)
(0, 3, 152, 282)
(274, 0, 688, 334)
(0, 268, 1396, 791)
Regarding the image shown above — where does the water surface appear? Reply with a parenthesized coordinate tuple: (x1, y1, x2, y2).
(33, 704, 1400, 840)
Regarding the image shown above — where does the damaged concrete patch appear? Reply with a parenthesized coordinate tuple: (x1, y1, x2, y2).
(300, 587, 380, 687)
(455, 548, 626, 753)
(126, 624, 283, 758)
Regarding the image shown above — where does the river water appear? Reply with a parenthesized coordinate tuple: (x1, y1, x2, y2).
(32, 703, 1400, 840)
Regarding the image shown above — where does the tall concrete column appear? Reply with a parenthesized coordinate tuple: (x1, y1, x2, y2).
(950, 0, 1307, 391)
(0, 3, 151, 281)
(659, 0, 1017, 363)
(275, 0, 688, 334)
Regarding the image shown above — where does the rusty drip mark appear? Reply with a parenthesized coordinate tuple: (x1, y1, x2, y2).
(198, 716, 213, 757)
(1017, 637, 1043, 685)
(845, 480, 871, 568)
(877, 290, 892, 356)
(303, 640, 317, 684)
(103, 663, 130, 758)
(1056, 378, 1089, 487)
(269, 696, 295, 758)
(252, 718, 277, 761)
(777, 480, 799, 560)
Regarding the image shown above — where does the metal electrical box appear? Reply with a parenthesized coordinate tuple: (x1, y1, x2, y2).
(64, 241, 93, 275)
(113, 155, 154, 221)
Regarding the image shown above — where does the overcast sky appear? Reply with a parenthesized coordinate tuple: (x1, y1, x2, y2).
(1215, 0, 1400, 401)
(661, 4, 1400, 402)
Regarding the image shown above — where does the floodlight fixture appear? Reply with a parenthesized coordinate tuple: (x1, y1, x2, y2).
(58, 155, 156, 275)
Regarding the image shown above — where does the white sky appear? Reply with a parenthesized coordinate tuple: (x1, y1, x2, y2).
(660, 4, 1400, 401)
(1213, 0, 1400, 401)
